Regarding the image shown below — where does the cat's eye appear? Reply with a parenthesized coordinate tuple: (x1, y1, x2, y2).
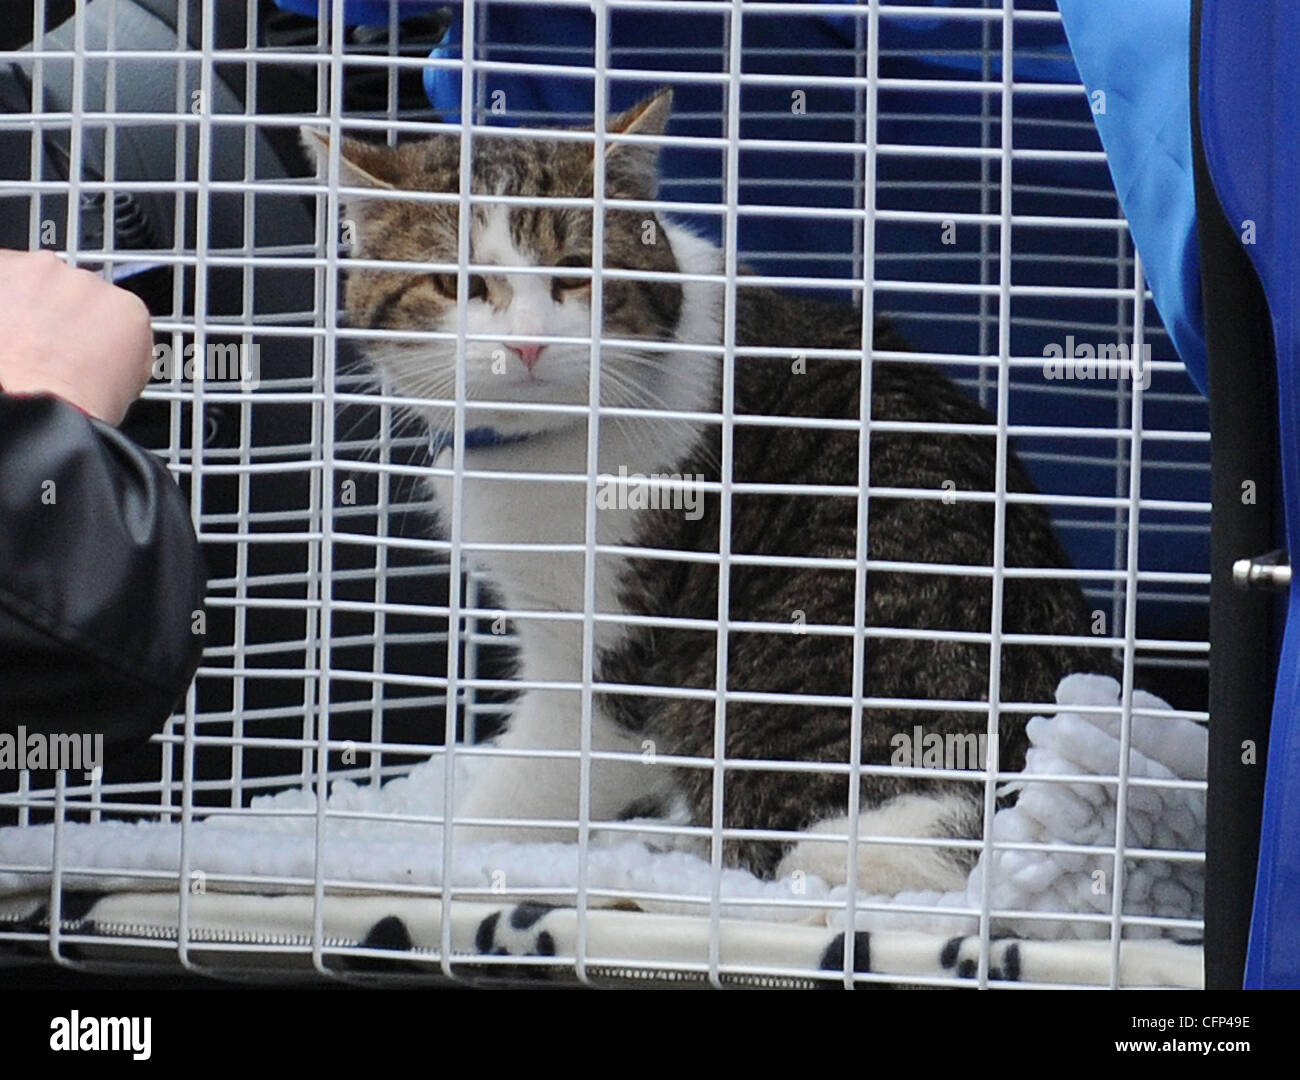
(552, 254, 592, 293)
(432, 272, 488, 302)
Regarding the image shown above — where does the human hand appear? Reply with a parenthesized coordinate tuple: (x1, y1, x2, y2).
(0, 248, 154, 425)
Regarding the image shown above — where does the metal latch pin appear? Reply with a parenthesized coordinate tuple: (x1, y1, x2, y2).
(1232, 549, 1291, 591)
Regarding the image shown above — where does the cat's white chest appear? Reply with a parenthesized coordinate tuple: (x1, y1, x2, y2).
(430, 426, 674, 838)
(428, 426, 645, 646)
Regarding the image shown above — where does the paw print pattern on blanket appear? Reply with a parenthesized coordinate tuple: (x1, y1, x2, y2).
(475, 902, 559, 956)
(939, 936, 1023, 982)
(817, 929, 1023, 985)
(0, 891, 1203, 986)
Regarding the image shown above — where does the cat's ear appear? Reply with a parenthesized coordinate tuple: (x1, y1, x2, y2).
(299, 127, 405, 188)
(608, 88, 673, 140)
(300, 128, 406, 244)
(602, 88, 672, 198)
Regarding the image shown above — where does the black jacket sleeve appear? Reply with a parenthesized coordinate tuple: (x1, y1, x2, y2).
(0, 393, 207, 755)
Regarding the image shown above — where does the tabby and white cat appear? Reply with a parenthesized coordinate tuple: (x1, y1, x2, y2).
(302, 90, 1104, 895)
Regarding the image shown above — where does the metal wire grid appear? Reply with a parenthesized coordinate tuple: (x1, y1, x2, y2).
(0, 0, 1209, 988)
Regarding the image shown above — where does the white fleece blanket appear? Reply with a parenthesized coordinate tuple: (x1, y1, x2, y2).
(0, 674, 1204, 941)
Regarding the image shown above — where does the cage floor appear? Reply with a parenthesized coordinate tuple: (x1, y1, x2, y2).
(0, 890, 1202, 989)
(0, 675, 1205, 988)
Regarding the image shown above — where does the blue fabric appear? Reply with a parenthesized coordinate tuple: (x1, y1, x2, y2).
(1198, 0, 1300, 991)
(272, 0, 438, 21)
(1055, 0, 1206, 394)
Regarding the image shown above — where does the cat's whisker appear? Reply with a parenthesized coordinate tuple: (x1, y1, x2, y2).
(595, 365, 710, 472)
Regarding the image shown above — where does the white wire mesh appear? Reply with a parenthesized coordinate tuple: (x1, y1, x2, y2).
(0, 0, 1209, 988)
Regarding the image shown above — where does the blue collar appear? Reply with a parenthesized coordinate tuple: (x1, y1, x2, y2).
(429, 427, 532, 456)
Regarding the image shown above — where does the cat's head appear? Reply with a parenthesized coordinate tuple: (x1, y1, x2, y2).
(302, 89, 715, 444)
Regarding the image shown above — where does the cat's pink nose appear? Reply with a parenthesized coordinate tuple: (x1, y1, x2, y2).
(509, 343, 545, 371)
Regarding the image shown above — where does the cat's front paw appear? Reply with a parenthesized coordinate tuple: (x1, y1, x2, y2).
(777, 796, 977, 895)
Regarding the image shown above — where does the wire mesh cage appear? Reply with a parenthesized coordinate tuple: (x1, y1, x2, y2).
(0, 0, 1210, 989)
